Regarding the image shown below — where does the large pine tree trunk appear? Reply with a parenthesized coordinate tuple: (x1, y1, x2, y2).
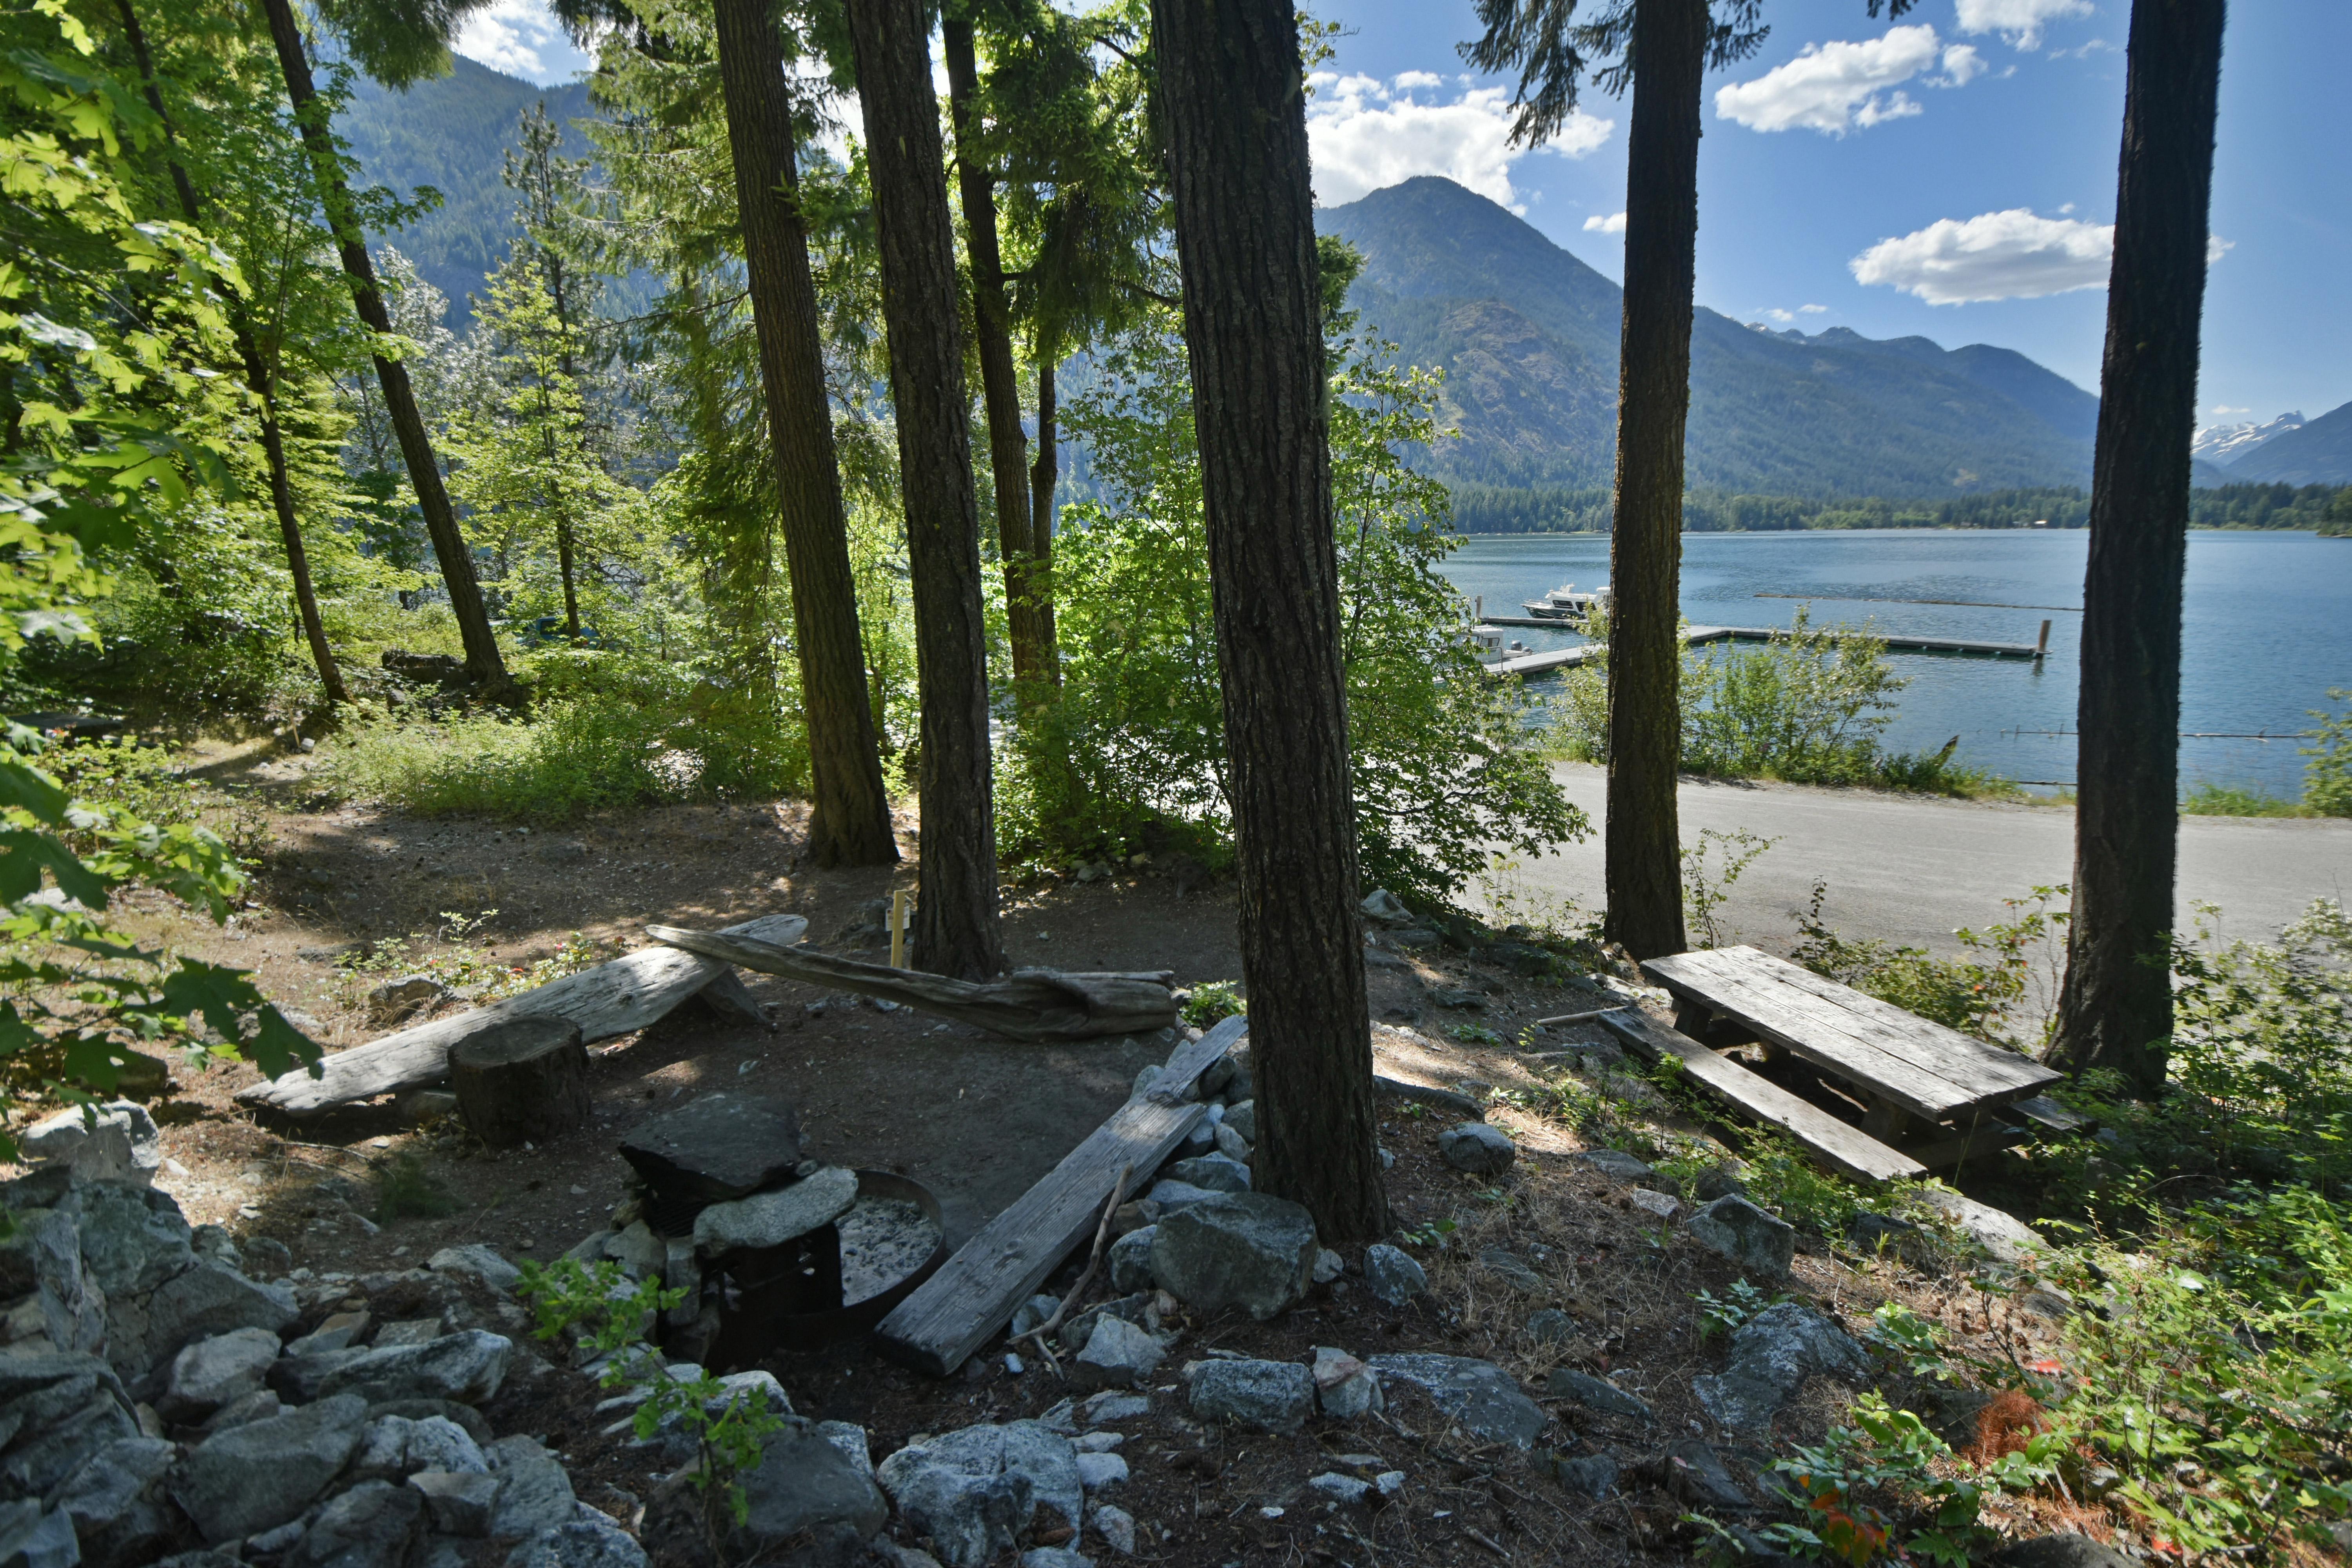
(709, 0, 898, 867)
(1029, 356, 1060, 680)
(118, 0, 346, 706)
(1149, 0, 1385, 1242)
(2050, 0, 2226, 1097)
(846, 0, 1004, 980)
(941, 18, 1051, 701)
(257, 0, 510, 691)
(1601, 0, 1705, 962)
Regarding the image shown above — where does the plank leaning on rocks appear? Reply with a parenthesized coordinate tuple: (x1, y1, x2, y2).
(237, 913, 806, 1117)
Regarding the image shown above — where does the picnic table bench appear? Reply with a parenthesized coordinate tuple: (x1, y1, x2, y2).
(1635, 945, 2072, 1170)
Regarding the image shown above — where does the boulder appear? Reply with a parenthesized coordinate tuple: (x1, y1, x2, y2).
(1474, 1248, 1545, 1295)
(409, 1469, 500, 1536)
(287, 1310, 371, 1357)
(1221, 1101, 1257, 1143)
(1105, 1228, 1157, 1295)
(1213, 1124, 1253, 1165)
(313, 1330, 512, 1406)
(53, 1436, 181, 1568)
(1148, 1194, 1317, 1320)
(1142, 1180, 1219, 1214)
(1185, 1359, 1314, 1434)
(1628, 1189, 1681, 1222)
(106, 1260, 298, 1382)
(1525, 1308, 1575, 1346)
(617, 1095, 806, 1204)
(428, 1245, 521, 1294)
(1686, 1196, 1797, 1277)
(75, 1183, 193, 1298)
(369, 975, 452, 1029)
(1361, 1245, 1427, 1308)
(1074, 1452, 1128, 1493)
(1090, 1503, 1137, 1555)
(351, 1414, 487, 1482)
(1570, 1150, 1655, 1183)
(0, 1210, 106, 1355)
(1438, 1123, 1517, 1175)
(1661, 1440, 1749, 1510)
(1915, 1190, 2047, 1265)
(876, 1423, 1082, 1568)
(691, 1167, 858, 1255)
(1071, 1316, 1164, 1392)
(1310, 1347, 1382, 1419)
(169, 1392, 370, 1543)
(158, 1327, 282, 1423)
(1161, 1155, 1249, 1194)
(1548, 1453, 1618, 1498)
(285, 1479, 423, 1568)
(0, 1499, 77, 1568)
(1079, 1393, 1149, 1426)
(1846, 1212, 1937, 1267)
(647, 1418, 886, 1564)
(0, 1351, 140, 1498)
(487, 1438, 577, 1543)
(1020, 1551, 1091, 1568)
(1368, 1354, 1548, 1449)
(1691, 1303, 1870, 1433)
(504, 1515, 651, 1568)
(18, 1103, 160, 1188)
(1547, 1368, 1653, 1423)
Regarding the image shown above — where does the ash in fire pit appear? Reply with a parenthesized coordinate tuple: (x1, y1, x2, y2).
(839, 1195, 941, 1305)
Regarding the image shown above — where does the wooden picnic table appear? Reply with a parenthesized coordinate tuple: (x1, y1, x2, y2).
(1639, 945, 2065, 1150)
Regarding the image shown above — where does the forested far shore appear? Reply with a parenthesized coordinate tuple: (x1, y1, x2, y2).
(1447, 480, 2352, 535)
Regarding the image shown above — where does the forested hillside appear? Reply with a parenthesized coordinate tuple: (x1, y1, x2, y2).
(2223, 398, 2352, 485)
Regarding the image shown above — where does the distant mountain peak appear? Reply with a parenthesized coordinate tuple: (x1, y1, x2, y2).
(2193, 410, 2307, 465)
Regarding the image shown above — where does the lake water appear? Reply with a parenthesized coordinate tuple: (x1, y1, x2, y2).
(1438, 529, 2352, 797)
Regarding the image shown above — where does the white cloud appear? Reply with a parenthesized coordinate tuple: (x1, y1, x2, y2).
(1954, 0, 2094, 50)
(1307, 73, 1613, 211)
(1715, 26, 1967, 136)
(1761, 308, 1795, 323)
(2211, 405, 2251, 415)
(1799, 303, 1829, 314)
(1583, 211, 1627, 234)
(1851, 209, 2114, 303)
(452, 0, 590, 85)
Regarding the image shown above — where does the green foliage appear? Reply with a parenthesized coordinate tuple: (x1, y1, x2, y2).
(2321, 486, 2352, 539)
(1693, 1278, 1785, 1341)
(1791, 882, 2068, 1050)
(2305, 689, 2352, 817)
(374, 1149, 463, 1220)
(1759, 1393, 1988, 1567)
(1178, 981, 1243, 1029)
(517, 1257, 784, 1546)
(2181, 782, 2314, 818)
(1010, 313, 1584, 907)
(1682, 827, 1775, 949)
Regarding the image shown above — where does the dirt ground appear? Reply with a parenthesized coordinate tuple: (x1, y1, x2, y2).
(16, 737, 2108, 1566)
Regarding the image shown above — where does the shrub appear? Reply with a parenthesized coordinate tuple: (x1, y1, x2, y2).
(1179, 981, 1244, 1029)
(2307, 689, 2352, 817)
(1790, 882, 2068, 1051)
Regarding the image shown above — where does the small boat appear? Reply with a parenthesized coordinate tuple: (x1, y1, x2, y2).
(1521, 583, 1607, 621)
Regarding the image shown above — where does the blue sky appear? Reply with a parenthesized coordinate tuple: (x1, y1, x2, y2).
(456, 0, 2350, 427)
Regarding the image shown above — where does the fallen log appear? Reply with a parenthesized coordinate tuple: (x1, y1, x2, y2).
(645, 925, 1178, 1042)
(238, 913, 804, 1117)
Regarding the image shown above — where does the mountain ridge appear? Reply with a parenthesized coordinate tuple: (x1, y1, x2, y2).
(2221, 400, 2352, 485)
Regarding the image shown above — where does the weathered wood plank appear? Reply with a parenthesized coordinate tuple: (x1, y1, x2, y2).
(1643, 947, 2056, 1120)
(1999, 1093, 2089, 1133)
(874, 1016, 1247, 1376)
(238, 914, 806, 1116)
(647, 926, 1178, 1042)
(1598, 1008, 1926, 1185)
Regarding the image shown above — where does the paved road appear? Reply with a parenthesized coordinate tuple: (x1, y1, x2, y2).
(1491, 763, 2352, 956)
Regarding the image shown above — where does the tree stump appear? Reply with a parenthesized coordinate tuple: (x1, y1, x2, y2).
(450, 1015, 589, 1149)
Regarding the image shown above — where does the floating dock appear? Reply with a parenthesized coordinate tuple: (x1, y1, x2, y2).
(1477, 621, 2047, 678)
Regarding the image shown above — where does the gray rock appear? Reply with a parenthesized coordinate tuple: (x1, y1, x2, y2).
(1526, 1308, 1575, 1346)
(202, 1389, 279, 1432)
(1627, 1188, 1681, 1222)
(268, 1347, 372, 1403)
(691, 1166, 858, 1255)
(1010, 1293, 1063, 1340)
(169, 1392, 369, 1543)
(159, 1327, 281, 1422)
(599, 1223, 664, 1282)
(1685, 1196, 1797, 1277)
(1474, 1248, 1545, 1294)
(487, 1439, 576, 1543)
(240, 1238, 294, 1280)
(287, 1309, 370, 1357)
(815, 1420, 872, 1479)
(427, 1245, 520, 1294)
(0, 1351, 140, 1498)
(54, 1436, 179, 1568)
(1692, 1165, 1749, 1203)
(409, 1469, 499, 1536)
(188, 1226, 238, 1271)
(1368, 1354, 1548, 1449)
(683, 1419, 888, 1560)
(1548, 1453, 1618, 1498)
(151, 1553, 241, 1568)
(373, 1318, 448, 1351)
(75, 1182, 193, 1298)
(1213, 1124, 1252, 1165)
(1307, 1472, 1371, 1505)
(1915, 1189, 2047, 1265)
(1312, 1247, 1344, 1285)
(1570, 1150, 1655, 1183)
(314, 1330, 511, 1406)
(1361, 889, 1415, 926)
(0, 1209, 106, 1355)
(1105, 1228, 1157, 1295)
(1547, 1368, 1653, 1423)
(1072, 1316, 1164, 1392)
(1310, 1347, 1382, 1419)
(1989, 1535, 2136, 1568)
(351, 1414, 486, 1481)
(614, 1370, 792, 1468)
(617, 1094, 805, 1203)
(877, 1423, 1082, 1568)
(1437, 1123, 1516, 1175)
(368, 975, 451, 1028)
(19, 1103, 160, 1188)
(1186, 1359, 1314, 1433)
(1079, 1393, 1150, 1426)
(502, 1515, 649, 1568)
(1221, 1100, 1256, 1143)
(1148, 1194, 1317, 1320)
(1691, 1303, 1870, 1432)
(0, 1499, 78, 1568)
(1162, 1155, 1250, 1194)
(1074, 1452, 1128, 1493)
(287, 1479, 423, 1568)
(1090, 1503, 1137, 1555)
(1142, 1180, 1219, 1214)
(1176, 1120, 1216, 1158)
(1020, 1551, 1091, 1568)
(1662, 1440, 1749, 1509)
(1362, 1244, 1427, 1307)
(1845, 1211, 1935, 1265)
(107, 1259, 298, 1381)
(1072, 1432, 1122, 1453)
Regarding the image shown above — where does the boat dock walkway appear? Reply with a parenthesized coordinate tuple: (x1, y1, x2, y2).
(1478, 622, 2047, 678)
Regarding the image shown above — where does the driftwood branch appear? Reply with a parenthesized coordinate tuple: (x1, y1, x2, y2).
(1018, 1161, 1134, 1373)
(646, 926, 1178, 1042)
(239, 913, 806, 1116)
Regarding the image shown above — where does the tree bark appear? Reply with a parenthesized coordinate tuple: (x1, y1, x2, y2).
(2050, 0, 2225, 1098)
(257, 0, 510, 691)
(846, 0, 1004, 981)
(1149, 0, 1384, 1242)
(941, 17, 1051, 701)
(450, 1016, 590, 1148)
(709, 0, 898, 867)
(120, 0, 347, 706)
(1601, 0, 1705, 962)
(1029, 356, 1060, 680)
